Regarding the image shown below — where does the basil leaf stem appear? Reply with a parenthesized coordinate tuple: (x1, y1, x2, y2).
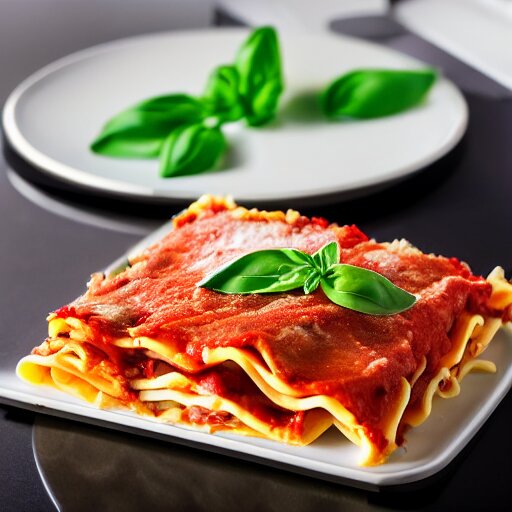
(199, 243, 416, 315)
(159, 123, 226, 178)
(322, 69, 437, 119)
(235, 26, 284, 126)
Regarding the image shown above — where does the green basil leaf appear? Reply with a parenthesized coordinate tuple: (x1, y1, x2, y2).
(203, 65, 244, 123)
(159, 123, 226, 178)
(134, 94, 205, 115)
(91, 111, 176, 158)
(312, 241, 340, 274)
(247, 79, 283, 126)
(91, 135, 162, 158)
(303, 269, 322, 295)
(320, 264, 416, 315)
(198, 248, 313, 294)
(235, 26, 284, 127)
(91, 95, 205, 158)
(322, 69, 437, 119)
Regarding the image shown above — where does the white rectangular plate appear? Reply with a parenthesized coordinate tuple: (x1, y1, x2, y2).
(1, 224, 511, 489)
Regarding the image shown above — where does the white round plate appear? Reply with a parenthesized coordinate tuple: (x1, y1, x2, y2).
(2, 29, 467, 205)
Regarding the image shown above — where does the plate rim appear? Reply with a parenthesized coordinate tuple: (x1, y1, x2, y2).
(2, 28, 468, 204)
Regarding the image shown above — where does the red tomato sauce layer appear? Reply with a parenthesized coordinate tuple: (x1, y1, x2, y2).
(186, 362, 307, 433)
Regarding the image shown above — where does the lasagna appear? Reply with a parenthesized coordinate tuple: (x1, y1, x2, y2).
(17, 195, 512, 465)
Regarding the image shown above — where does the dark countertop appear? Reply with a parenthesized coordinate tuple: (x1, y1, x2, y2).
(0, 2, 511, 510)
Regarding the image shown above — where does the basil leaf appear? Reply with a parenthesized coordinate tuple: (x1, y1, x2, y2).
(91, 95, 205, 158)
(91, 111, 178, 158)
(203, 65, 244, 123)
(320, 264, 416, 315)
(312, 241, 340, 274)
(322, 69, 437, 119)
(198, 249, 312, 294)
(235, 26, 284, 126)
(303, 269, 321, 295)
(134, 94, 205, 115)
(159, 123, 226, 178)
(247, 79, 283, 126)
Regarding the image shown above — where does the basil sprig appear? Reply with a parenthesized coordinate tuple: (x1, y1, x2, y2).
(198, 242, 416, 315)
(322, 69, 437, 119)
(90, 26, 283, 177)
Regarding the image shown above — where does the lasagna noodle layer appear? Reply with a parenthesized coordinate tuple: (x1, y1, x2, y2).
(16, 196, 512, 466)
(17, 339, 333, 445)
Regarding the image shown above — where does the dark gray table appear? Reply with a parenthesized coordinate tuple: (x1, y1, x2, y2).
(1, 2, 511, 510)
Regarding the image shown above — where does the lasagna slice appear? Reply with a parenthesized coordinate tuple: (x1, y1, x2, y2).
(17, 195, 512, 465)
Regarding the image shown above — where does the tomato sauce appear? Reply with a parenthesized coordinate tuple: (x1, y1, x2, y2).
(185, 362, 307, 432)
